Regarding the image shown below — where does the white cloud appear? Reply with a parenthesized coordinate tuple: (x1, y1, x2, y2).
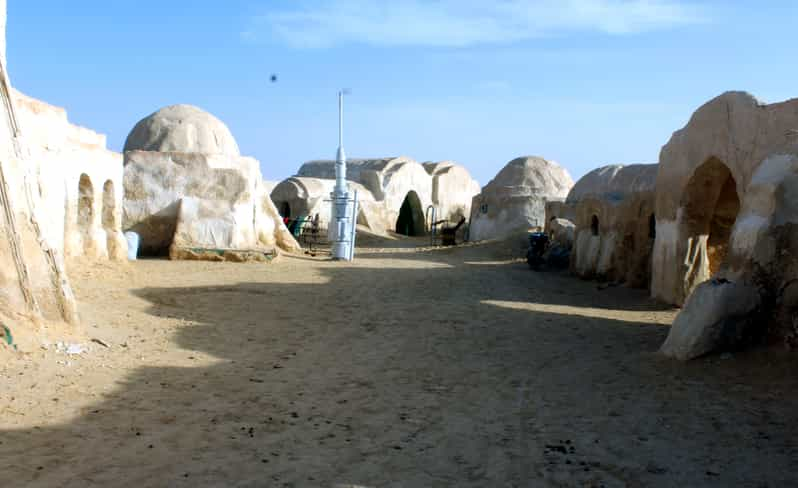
(254, 0, 707, 48)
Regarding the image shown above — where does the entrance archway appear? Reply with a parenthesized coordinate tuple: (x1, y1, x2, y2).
(590, 215, 599, 236)
(278, 201, 291, 219)
(395, 191, 425, 236)
(682, 157, 740, 279)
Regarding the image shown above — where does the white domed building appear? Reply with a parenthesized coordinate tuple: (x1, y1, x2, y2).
(271, 157, 480, 237)
(469, 156, 573, 241)
(123, 105, 299, 260)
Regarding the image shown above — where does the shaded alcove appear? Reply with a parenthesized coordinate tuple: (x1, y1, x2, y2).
(648, 214, 656, 239)
(129, 201, 180, 258)
(681, 157, 740, 278)
(590, 215, 599, 236)
(278, 201, 291, 220)
(77, 174, 94, 252)
(395, 191, 425, 236)
(102, 180, 116, 256)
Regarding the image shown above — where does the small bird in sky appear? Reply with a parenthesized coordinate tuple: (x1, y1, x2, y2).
(270, 74, 278, 83)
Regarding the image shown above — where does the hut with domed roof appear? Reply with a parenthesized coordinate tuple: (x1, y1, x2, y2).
(123, 105, 299, 260)
(468, 156, 573, 241)
(564, 163, 658, 287)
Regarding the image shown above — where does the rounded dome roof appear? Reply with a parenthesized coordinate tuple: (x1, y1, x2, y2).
(124, 104, 240, 156)
(567, 164, 657, 203)
(484, 156, 573, 198)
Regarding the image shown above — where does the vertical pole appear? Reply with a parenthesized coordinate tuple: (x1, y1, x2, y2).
(330, 90, 356, 261)
(335, 91, 346, 195)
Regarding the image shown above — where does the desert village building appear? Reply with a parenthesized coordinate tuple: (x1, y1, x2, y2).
(654, 92, 798, 359)
(557, 164, 658, 288)
(2, 0, 798, 363)
(0, 0, 126, 339)
(122, 104, 299, 261)
(271, 157, 481, 236)
(548, 92, 798, 359)
(469, 156, 573, 241)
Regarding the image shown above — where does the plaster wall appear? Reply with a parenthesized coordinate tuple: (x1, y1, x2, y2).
(652, 92, 798, 304)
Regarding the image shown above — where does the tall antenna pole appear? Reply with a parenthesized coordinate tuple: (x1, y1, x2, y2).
(330, 89, 356, 261)
(335, 90, 346, 194)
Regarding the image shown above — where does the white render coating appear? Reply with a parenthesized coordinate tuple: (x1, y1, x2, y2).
(0, 3, 127, 334)
(566, 163, 657, 204)
(423, 161, 481, 222)
(652, 91, 798, 305)
(123, 105, 299, 260)
(124, 104, 241, 157)
(12, 89, 127, 261)
(0, 75, 79, 329)
(662, 152, 798, 359)
(470, 156, 573, 241)
(280, 157, 479, 236)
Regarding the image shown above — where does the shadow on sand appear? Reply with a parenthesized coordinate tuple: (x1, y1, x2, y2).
(1, 244, 796, 487)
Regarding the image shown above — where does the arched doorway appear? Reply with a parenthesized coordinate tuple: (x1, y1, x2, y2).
(102, 180, 116, 256)
(682, 157, 740, 279)
(77, 174, 94, 253)
(395, 191, 425, 236)
(278, 201, 291, 219)
(590, 215, 599, 236)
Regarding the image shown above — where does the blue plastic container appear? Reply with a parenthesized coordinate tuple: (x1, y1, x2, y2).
(124, 231, 140, 261)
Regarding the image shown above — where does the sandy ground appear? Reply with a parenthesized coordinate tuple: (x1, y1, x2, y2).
(1, 237, 797, 487)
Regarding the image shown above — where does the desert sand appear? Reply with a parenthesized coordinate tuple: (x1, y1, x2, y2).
(1, 236, 797, 487)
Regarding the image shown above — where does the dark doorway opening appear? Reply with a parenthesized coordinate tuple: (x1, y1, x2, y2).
(395, 191, 425, 236)
(683, 157, 740, 277)
(648, 214, 656, 239)
(278, 201, 291, 219)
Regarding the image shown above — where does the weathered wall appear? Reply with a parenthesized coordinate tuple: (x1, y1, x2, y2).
(124, 151, 299, 256)
(270, 176, 376, 226)
(0, 52, 78, 328)
(470, 156, 573, 241)
(125, 105, 240, 157)
(12, 89, 127, 261)
(284, 156, 476, 236)
(662, 152, 798, 359)
(424, 161, 481, 222)
(544, 200, 575, 234)
(652, 92, 798, 305)
(567, 164, 657, 287)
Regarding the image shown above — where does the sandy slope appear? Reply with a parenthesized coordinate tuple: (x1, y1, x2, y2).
(1, 239, 796, 487)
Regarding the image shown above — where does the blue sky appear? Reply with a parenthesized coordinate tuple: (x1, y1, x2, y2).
(6, 1, 797, 185)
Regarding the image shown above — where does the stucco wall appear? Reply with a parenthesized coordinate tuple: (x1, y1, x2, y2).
(652, 92, 798, 305)
(424, 161, 481, 222)
(282, 157, 478, 235)
(0, 68, 79, 326)
(12, 89, 127, 261)
(124, 150, 298, 256)
(563, 164, 657, 287)
(469, 156, 573, 241)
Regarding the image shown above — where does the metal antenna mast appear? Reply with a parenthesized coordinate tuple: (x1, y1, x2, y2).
(329, 90, 357, 261)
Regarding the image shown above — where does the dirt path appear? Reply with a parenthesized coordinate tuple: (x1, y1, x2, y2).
(1, 241, 797, 487)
